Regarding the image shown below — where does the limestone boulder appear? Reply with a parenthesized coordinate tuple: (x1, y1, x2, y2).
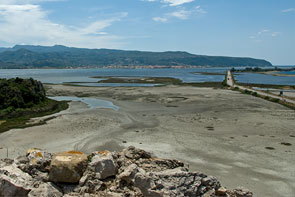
(49, 151, 88, 183)
(89, 150, 117, 179)
(0, 164, 33, 197)
(28, 183, 63, 197)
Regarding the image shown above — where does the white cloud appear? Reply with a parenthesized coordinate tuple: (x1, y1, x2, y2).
(281, 8, 295, 13)
(142, 0, 194, 6)
(271, 32, 280, 37)
(153, 16, 168, 22)
(153, 6, 206, 22)
(161, 0, 194, 6)
(0, 0, 63, 4)
(169, 9, 191, 19)
(0, 4, 127, 48)
(250, 29, 280, 41)
(195, 5, 207, 14)
(258, 29, 269, 35)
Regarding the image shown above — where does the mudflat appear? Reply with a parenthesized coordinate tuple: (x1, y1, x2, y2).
(0, 84, 294, 196)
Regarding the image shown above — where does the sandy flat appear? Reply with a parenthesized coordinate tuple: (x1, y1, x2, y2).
(0, 84, 294, 196)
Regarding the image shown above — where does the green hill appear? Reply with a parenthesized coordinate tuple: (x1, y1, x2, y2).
(0, 45, 272, 68)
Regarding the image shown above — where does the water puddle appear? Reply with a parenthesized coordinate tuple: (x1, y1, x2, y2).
(49, 96, 119, 111)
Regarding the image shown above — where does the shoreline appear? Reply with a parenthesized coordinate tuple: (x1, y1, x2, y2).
(260, 71, 295, 77)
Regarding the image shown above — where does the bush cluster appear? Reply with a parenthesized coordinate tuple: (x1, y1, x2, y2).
(0, 78, 46, 110)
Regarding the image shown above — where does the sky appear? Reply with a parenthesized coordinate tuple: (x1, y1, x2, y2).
(0, 0, 294, 65)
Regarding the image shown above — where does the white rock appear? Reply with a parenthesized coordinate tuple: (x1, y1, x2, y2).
(89, 150, 117, 179)
(0, 165, 33, 197)
(28, 183, 63, 197)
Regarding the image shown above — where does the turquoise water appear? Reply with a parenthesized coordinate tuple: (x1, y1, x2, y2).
(49, 96, 119, 111)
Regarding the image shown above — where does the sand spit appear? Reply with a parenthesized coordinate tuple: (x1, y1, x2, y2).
(0, 85, 294, 196)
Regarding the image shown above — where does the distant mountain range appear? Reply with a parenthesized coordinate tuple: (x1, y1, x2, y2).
(0, 45, 272, 68)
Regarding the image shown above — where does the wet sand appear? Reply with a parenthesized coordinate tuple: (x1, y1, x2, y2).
(0, 84, 294, 196)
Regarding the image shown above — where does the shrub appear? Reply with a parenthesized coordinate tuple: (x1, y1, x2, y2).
(0, 78, 46, 110)
(271, 98, 280, 103)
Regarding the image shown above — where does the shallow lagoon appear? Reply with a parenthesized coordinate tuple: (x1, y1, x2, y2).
(1, 67, 295, 86)
(49, 96, 119, 111)
(0, 68, 226, 85)
(235, 72, 295, 85)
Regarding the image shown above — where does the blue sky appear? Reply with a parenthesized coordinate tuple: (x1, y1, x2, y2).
(0, 0, 294, 65)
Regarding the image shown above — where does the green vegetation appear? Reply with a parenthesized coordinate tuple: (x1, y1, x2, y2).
(0, 45, 272, 68)
(0, 78, 68, 133)
(238, 83, 295, 90)
(95, 76, 225, 88)
(251, 92, 258, 97)
(0, 77, 46, 110)
(181, 82, 225, 88)
(235, 66, 295, 73)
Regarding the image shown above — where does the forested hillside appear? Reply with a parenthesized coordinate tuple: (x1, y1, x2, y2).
(0, 45, 272, 68)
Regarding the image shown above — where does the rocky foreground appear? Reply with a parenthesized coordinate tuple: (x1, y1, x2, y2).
(0, 146, 252, 197)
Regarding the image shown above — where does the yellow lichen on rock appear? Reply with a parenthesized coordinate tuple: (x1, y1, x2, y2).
(49, 151, 88, 183)
(26, 148, 41, 157)
(66, 150, 84, 155)
(97, 150, 111, 157)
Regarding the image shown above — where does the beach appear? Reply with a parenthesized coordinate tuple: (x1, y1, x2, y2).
(0, 84, 294, 196)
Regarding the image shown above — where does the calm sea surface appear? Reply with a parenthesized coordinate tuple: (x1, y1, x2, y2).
(0, 68, 226, 85)
(0, 67, 294, 86)
(234, 72, 295, 85)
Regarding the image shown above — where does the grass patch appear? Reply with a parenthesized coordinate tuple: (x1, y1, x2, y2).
(251, 92, 258, 97)
(182, 82, 224, 88)
(0, 98, 68, 133)
(243, 89, 252, 95)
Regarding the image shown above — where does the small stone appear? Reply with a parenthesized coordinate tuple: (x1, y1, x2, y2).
(26, 148, 41, 157)
(123, 146, 151, 160)
(233, 187, 253, 197)
(216, 186, 227, 196)
(79, 174, 89, 186)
